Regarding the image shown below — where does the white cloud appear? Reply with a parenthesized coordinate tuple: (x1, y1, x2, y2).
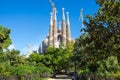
(31, 45, 39, 52)
(8, 44, 15, 50)
(20, 44, 39, 57)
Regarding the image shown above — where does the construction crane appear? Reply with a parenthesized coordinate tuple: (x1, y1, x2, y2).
(49, 0, 55, 9)
(79, 8, 84, 33)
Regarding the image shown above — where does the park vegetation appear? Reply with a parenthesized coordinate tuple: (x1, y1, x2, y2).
(0, 25, 74, 79)
(74, 0, 120, 79)
(0, 0, 120, 80)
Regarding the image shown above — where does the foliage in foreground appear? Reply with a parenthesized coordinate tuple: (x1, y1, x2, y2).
(0, 25, 11, 52)
(0, 25, 51, 79)
(0, 51, 52, 80)
(74, 0, 120, 77)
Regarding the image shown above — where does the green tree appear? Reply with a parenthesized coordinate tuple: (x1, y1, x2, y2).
(97, 56, 119, 76)
(74, 0, 120, 76)
(74, 34, 91, 70)
(83, 0, 120, 61)
(0, 25, 11, 63)
(28, 53, 40, 63)
(4, 49, 25, 66)
(62, 41, 74, 71)
(45, 47, 57, 77)
(0, 62, 11, 79)
(0, 25, 11, 52)
(28, 52, 45, 66)
(45, 42, 74, 77)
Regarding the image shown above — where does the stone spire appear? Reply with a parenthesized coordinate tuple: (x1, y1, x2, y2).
(66, 12, 70, 26)
(48, 12, 53, 46)
(53, 8, 57, 47)
(66, 12, 71, 42)
(50, 12, 53, 26)
(62, 8, 66, 45)
(53, 8, 57, 20)
(62, 8, 65, 21)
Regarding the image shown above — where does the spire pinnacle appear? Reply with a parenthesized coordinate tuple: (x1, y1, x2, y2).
(53, 8, 57, 20)
(50, 12, 53, 25)
(62, 8, 65, 21)
(66, 12, 70, 25)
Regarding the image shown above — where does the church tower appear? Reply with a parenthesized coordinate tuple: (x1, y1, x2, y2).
(48, 12, 53, 46)
(61, 8, 66, 45)
(41, 6, 73, 53)
(53, 8, 58, 47)
(66, 12, 71, 43)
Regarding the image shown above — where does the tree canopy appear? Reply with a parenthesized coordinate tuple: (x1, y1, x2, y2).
(0, 25, 11, 52)
(74, 0, 120, 77)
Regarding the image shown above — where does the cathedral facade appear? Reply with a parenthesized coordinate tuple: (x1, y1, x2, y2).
(41, 7, 73, 53)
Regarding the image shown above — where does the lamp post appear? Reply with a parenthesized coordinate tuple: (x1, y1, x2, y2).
(74, 60, 77, 80)
(73, 51, 77, 80)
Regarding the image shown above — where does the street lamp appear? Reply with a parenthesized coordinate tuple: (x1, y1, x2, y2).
(73, 51, 77, 80)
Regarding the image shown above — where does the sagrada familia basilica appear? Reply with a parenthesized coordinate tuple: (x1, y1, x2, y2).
(40, 1, 74, 53)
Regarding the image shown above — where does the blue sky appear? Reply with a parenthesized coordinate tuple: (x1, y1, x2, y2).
(0, 0, 98, 54)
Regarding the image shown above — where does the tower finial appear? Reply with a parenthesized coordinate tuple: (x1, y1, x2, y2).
(53, 8, 57, 20)
(62, 8, 65, 20)
(66, 12, 70, 25)
(66, 12, 71, 42)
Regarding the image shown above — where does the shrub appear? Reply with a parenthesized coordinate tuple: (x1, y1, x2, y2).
(97, 56, 119, 76)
